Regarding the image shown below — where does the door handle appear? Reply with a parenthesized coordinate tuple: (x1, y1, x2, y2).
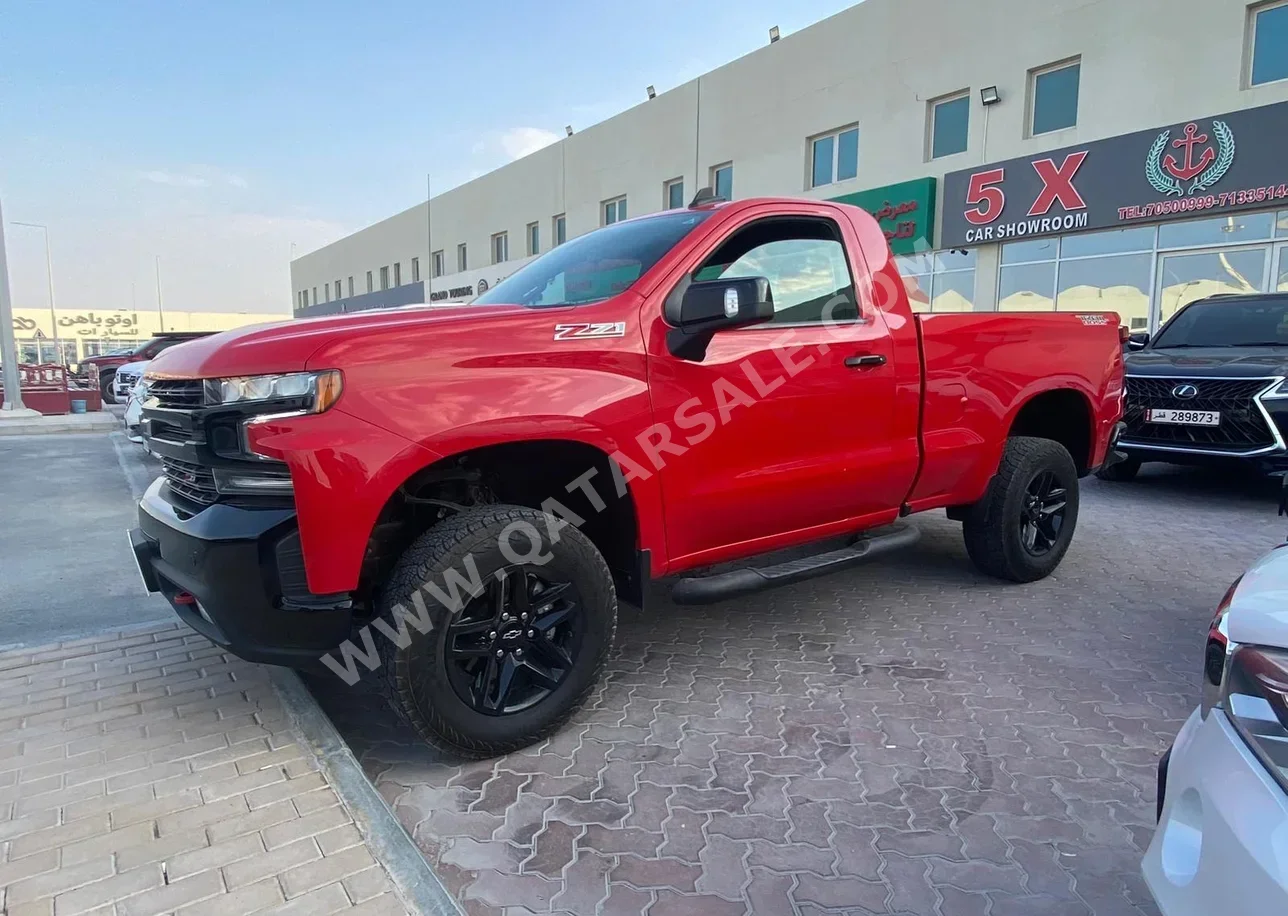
(844, 354, 887, 369)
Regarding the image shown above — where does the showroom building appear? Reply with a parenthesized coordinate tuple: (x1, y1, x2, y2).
(291, 0, 1288, 332)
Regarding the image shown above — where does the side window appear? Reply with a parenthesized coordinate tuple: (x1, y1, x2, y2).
(692, 218, 860, 325)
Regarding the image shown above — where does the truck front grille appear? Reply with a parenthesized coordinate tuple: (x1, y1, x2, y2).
(149, 379, 205, 410)
(159, 456, 219, 506)
(1122, 376, 1278, 452)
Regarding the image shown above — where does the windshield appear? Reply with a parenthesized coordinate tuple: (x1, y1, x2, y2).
(473, 209, 713, 307)
(1153, 297, 1288, 348)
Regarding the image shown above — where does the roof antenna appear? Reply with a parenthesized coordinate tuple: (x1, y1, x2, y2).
(689, 187, 723, 208)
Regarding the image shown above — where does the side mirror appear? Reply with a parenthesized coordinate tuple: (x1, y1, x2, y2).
(666, 277, 774, 361)
(1127, 332, 1150, 351)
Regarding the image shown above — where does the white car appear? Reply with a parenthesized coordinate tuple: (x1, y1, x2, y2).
(123, 378, 148, 449)
(112, 359, 150, 401)
(1143, 542, 1288, 913)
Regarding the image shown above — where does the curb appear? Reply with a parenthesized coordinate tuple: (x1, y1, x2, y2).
(269, 668, 463, 916)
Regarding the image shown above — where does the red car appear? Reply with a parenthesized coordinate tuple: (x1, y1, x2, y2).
(79, 332, 212, 403)
(130, 195, 1126, 757)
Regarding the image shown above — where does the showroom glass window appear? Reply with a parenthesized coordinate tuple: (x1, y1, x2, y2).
(1031, 60, 1080, 135)
(896, 249, 976, 313)
(1252, 0, 1288, 86)
(713, 164, 734, 201)
(810, 126, 859, 188)
(930, 94, 970, 159)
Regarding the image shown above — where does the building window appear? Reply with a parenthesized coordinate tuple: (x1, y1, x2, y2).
(809, 126, 859, 188)
(297, 291, 306, 310)
(348, 276, 354, 297)
(411, 257, 420, 283)
(492, 232, 509, 264)
(527, 222, 540, 256)
(324, 284, 331, 303)
(366, 271, 373, 293)
(665, 178, 685, 210)
(712, 163, 734, 201)
(1030, 59, 1080, 136)
(312, 287, 317, 306)
(1251, 1, 1288, 86)
(432, 250, 444, 277)
(457, 243, 468, 272)
(896, 250, 977, 313)
(554, 214, 566, 246)
(379, 266, 389, 290)
(929, 93, 970, 159)
(393, 262, 402, 287)
(603, 196, 627, 225)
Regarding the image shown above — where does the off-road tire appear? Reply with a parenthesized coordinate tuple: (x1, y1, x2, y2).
(1095, 456, 1141, 482)
(962, 436, 1080, 583)
(100, 373, 117, 405)
(374, 504, 617, 758)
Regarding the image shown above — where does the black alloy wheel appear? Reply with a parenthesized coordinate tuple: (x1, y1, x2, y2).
(444, 566, 583, 715)
(1019, 470, 1067, 557)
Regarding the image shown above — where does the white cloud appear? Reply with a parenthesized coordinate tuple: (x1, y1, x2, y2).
(498, 127, 560, 161)
(136, 166, 249, 190)
(139, 170, 210, 188)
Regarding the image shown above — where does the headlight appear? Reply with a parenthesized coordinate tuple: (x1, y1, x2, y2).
(1262, 378, 1288, 399)
(1223, 645, 1288, 793)
(203, 370, 343, 413)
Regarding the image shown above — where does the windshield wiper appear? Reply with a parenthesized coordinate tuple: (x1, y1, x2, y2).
(1150, 343, 1202, 349)
(1228, 342, 1288, 347)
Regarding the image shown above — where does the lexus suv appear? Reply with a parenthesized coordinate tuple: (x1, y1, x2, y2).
(1102, 293, 1288, 481)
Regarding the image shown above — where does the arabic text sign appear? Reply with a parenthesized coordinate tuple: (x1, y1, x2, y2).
(829, 177, 937, 256)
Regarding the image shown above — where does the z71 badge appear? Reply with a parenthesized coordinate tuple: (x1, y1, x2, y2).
(553, 322, 627, 341)
(1077, 315, 1109, 326)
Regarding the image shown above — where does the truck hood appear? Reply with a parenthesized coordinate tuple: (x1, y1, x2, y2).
(144, 303, 528, 379)
(1227, 543, 1288, 648)
(1125, 348, 1288, 378)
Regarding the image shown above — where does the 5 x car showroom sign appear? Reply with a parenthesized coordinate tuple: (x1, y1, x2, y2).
(941, 99, 1288, 248)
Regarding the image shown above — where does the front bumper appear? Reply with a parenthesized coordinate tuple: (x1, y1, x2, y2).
(129, 477, 354, 667)
(1142, 707, 1288, 915)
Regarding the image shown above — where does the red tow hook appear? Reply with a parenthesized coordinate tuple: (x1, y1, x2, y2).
(173, 592, 197, 606)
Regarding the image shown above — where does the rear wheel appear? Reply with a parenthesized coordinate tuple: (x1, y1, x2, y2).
(963, 436, 1079, 583)
(100, 372, 118, 405)
(375, 504, 616, 758)
(1096, 456, 1141, 482)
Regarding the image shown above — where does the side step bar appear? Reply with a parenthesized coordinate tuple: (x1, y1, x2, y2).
(671, 524, 920, 605)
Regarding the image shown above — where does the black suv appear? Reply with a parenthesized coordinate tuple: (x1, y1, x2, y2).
(1104, 293, 1288, 481)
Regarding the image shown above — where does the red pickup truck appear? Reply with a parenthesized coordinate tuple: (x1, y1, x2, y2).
(131, 195, 1125, 757)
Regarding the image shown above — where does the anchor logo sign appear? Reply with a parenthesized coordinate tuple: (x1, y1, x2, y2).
(1146, 120, 1235, 197)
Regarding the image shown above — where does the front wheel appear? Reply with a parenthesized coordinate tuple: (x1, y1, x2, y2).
(375, 504, 617, 758)
(962, 436, 1080, 583)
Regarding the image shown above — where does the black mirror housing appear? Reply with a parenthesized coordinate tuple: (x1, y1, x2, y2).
(667, 277, 774, 361)
(1127, 332, 1150, 351)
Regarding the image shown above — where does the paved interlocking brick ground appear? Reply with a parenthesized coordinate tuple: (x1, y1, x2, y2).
(0, 621, 409, 916)
(309, 469, 1288, 916)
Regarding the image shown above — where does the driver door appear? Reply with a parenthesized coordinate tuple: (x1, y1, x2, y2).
(645, 207, 916, 568)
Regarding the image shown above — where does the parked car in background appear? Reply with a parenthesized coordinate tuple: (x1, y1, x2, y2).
(1143, 538, 1288, 913)
(112, 359, 151, 402)
(1102, 293, 1288, 482)
(79, 332, 214, 403)
(123, 378, 147, 447)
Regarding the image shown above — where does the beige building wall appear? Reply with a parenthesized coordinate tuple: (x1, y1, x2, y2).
(292, 0, 1288, 319)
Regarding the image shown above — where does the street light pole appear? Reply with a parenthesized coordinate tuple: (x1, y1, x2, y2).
(0, 198, 27, 412)
(10, 221, 62, 365)
(154, 255, 165, 332)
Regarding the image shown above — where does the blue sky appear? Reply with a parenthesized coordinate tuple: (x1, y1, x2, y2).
(1, 0, 859, 315)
